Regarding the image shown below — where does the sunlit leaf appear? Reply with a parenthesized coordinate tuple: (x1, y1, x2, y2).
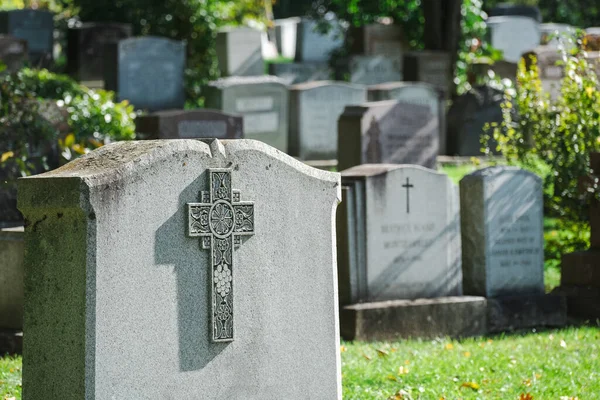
(0, 151, 14, 163)
(460, 382, 480, 390)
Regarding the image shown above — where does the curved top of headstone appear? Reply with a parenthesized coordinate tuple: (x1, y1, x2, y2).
(341, 163, 445, 178)
(290, 80, 365, 91)
(208, 75, 288, 88)
(460, 166, 541, 182)
(118, 36, 186, 50)
(486, 15, 540, 26)
(488, 3, 542, 22)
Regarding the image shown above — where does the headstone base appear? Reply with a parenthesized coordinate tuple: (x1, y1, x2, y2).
(487, 294, 567, 333)
(340, 296, 487, 341)
(0, 329, 22, 355)
(552, 286, 600, 319)
(561, 250, 600, 287)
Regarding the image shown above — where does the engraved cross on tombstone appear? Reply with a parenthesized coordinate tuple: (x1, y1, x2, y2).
(402, 177, 414, 214)
(186, 168, 255, 342)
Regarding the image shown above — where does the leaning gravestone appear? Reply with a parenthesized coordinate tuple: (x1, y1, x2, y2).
(349, 56, 402, 85)
(18, 139, 342, 398)
(367, 82, 446, 154)
(104, 36, 186, 111)
(337, 100, 439, 171)
(295, 18, 343, 62)
(487, 16, 540, 63)
(205, 76, 289, 152)
(0, 35, 27, 73)
(268, 62, 331, 85)
(346, 23, 406, 57)
(289, 81, 367, 160)
(67, 22, 132, 84)
(460, 167, 566, 331)
(0, 9, 53, 66)
(216, 26, 264, 77)
(337, 164, 486, 341)
(135, 109, 243, 140)
(523, 46, 564, 99)
(403, 51, 452, 93)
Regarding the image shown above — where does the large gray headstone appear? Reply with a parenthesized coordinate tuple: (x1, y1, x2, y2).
(403, 51, 452, 93)
(205, 76, 289, 152)
(216, 27, 264, 77)
(338, 100, 439, 171)
(347, 23, 406, 57)
(0, 9, 53, 65)
(0, 35, 27, 72)
(268, 62, 331, 85)
(488, 4, 542, 22)
(337, 164, 462, 304)
(274, 17, 300, 59)
(368, 82, 446, 154)
(460, 167, 544, 297)
(487, 16, 540, 63)
(135, 109, 243, 140)
(349, 56, 402, 85)
(295, 18, 343, 62)
(67, 22, 132, 83)
(18, 139, 342, 399)
(104, 36, 186, 111)
(289, 81, 366, 160)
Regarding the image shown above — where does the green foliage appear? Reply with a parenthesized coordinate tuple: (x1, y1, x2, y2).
(487, 45, 600, 223)
(544, 218, 590, 278)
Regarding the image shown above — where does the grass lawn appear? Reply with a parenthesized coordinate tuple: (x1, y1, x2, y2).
(0, 355, 21, 399)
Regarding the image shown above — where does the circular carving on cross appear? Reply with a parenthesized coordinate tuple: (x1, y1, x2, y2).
(209, 200, 235, 238)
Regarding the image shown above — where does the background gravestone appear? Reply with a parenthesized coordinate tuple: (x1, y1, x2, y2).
(487, 16, 540, 63)
(216, 26, 264, 77)
(447, 85, 504, 156)
(368, 82, 446, 154)
(338, 100, 439, 171)
(67, 22, 132, 84)
(18, 139, 342, 399)
(346, 23, 406, 57)
(268, 62, 331, 85)
(135, 109, 243, 140)
(523, 46, 564, 99)
(348, 56, 402, 85)
(0, 9, 53, 66)
(104, 36, 186, 111)
(295, 18, 343, 62)
(403, 51, 452, 93)
(274, 17, 300, 59)
(289, 81, 366, 160)
(488, 3, 542, 22)
(540, 23, 576, 49)
(205, 76, 289, 152)
(0, 35, 27, 73)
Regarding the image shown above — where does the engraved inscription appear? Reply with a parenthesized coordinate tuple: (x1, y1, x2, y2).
(187, 169, 255, 342)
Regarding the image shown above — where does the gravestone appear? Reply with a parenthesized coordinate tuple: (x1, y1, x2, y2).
(289, 81, 367, 160)
(67, 22, 132, 84)
(487, 16, 540, 63)
(540, 23, 576, 49)
(367, 82, 446, 154)
(337, 164, 485, 340)
(337, 100, 439, 171)
(460, 167, 566, 331)
(523, 46, 564, 98)
(0, 35, 27, 72)
(18, 139, 342, 398)
(447, 85, 504, 156)
(274, 17, 300, 59)
(205, 76, 289, 152)
(135, 109, 243, 140)
(104, 36, 186, 111)
(0, 9, 53, 66)
(488, 3, 542, 22)
(347, 23, 405, 57)
(216, 26, 264, 77)
(268, 62, 330, 85)
(403, 51, 452, 93)
(295, 18, 343, 62)
(349, 56, 402, 85)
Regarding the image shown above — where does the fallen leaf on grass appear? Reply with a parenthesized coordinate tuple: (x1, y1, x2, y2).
(463, 351, 471, 357)
(445, 343, 454, 350)
(386, 374, 397, 381)
(519, 394, 533, 400)
(340, 345, 346, 353)
(460, 382, 480, 390)
(377, 349, 390, 357)
(362, 353, 372, 361)
(523, 378, 532, 387)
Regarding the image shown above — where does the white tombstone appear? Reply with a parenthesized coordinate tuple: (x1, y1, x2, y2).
(487, 16, 540, 63)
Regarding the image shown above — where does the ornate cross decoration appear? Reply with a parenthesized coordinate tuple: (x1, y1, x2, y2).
(402, 177, 414, 214)
(187, 168, 255, 342)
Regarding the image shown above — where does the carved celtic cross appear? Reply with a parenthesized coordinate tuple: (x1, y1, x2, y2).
(186, 169, 255, 342)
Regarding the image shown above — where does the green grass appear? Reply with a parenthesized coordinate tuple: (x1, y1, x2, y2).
(342, 325, 600, 399)
(440, 164, 480, 184)
(0, 355, 21, 399)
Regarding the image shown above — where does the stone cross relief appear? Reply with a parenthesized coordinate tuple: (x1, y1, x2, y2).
(402, 177, 414, 214)
(186, 169, 255, 342)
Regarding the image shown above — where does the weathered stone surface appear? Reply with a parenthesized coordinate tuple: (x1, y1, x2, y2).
(135, 109, 243, 140)
(268, 62, 331, 85)
(340, 296, 487, 341)
(289, 81, 366, 160)
(561, 251, 600, 288)
(104, 36, 186, 111)
(205, 76, 289, 152)
(337, 165, 462, 304)
(553, 286, 600, 319)
(349, 55, 403, 85)
(216, 26, 264, 77)
(347, 23, 406, 57)
(460, 167, 544, 297)
(0, 226, 23, 330)
(487, 16, 540, 63)
(0, 9, 53, 65)
(403, 51, 452, 93)
(338, 100, 439, 170)
(295, 18, 343, 62)
(487, 294, 567, 332)
(18, 139, 342, 399)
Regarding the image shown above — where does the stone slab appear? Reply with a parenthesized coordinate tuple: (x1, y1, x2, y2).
(0, 226, 24, 330)
(553, 286, 600, 319)
(295, 18, 343, 62)
(487, 16, 540, 63)
(18, 139, 342, 399)
(340, 296, 487, 341)
(268, 62, 331, 85)
(403, 51, 452, 93)
(349, 55, 403, 85)
(347, 24, 406, 57)
(216, 26, 264, 76)
(487, 294, 567, 332)
(561, 251, 600, 288)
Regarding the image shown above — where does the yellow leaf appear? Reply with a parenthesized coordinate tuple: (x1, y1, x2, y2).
(463, 351, 471, 357)
(72, 144, 86, 155)
(460, 382, 480, 390)
(386, 374, 397, 381)
(362, 353, 372, 361)
(0, 151, 14, 163)
(520, 394, 534, 400)
(377, 349, 389, 357)
(586, 86, 595, 98)
(445, 343, 454, 350)
(340, 345, 346, 353)
(523, 378, 532, 387)
(64, 133, 76, 148)
(535, 373, 542, 379)
(398, 366, 409, 375)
